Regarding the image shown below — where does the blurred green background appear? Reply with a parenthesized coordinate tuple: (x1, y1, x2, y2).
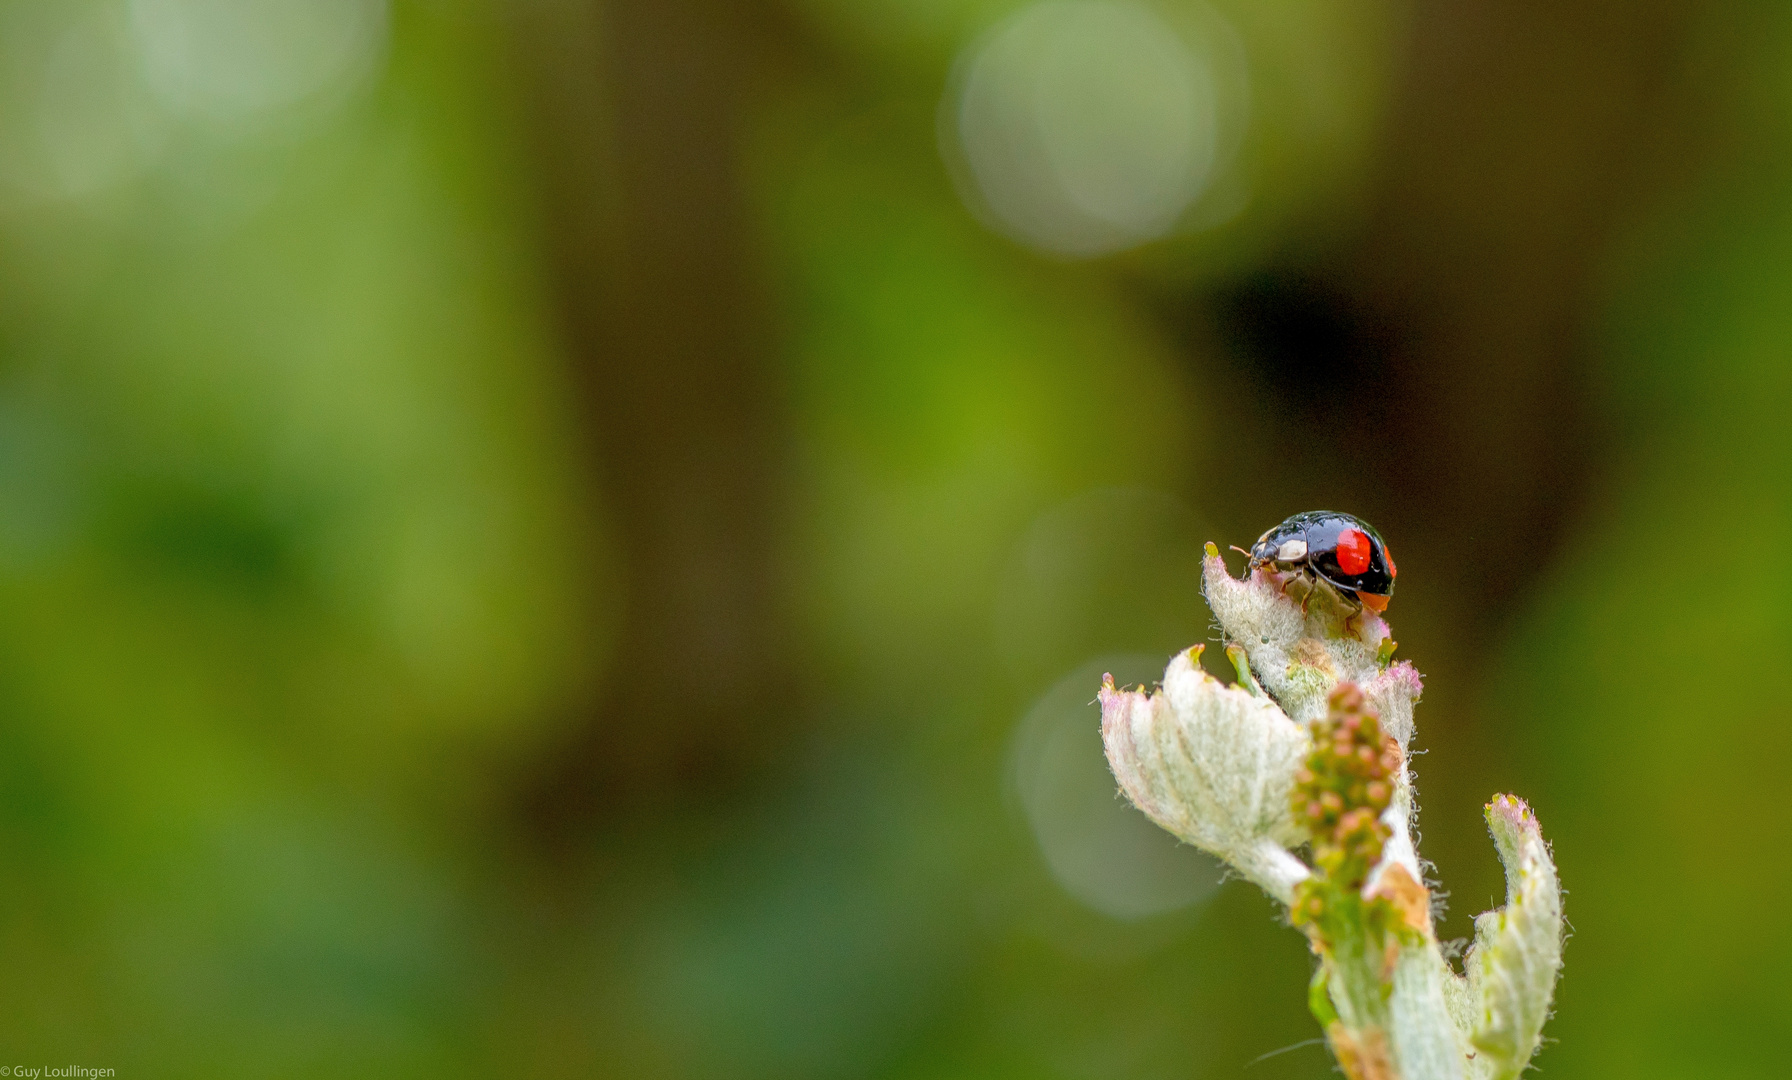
(0, 0, 1781, 1075)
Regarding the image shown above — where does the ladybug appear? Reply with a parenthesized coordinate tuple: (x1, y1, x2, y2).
(1247, 511, 1397, 613)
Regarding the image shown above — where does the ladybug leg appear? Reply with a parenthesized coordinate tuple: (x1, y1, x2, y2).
(1278, 572, 1313, 612)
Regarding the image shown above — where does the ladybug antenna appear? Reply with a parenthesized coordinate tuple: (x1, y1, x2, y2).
(1229, 545, 1253, 560)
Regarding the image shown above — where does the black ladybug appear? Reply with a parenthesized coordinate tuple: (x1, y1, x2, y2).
(1247, 511, 1397, 612)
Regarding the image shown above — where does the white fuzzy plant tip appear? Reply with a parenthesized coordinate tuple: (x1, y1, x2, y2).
(1099, 515, 1564, 1080)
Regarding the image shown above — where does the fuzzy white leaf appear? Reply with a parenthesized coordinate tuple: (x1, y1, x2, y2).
(1466, 796, 1564, 1080)
(1100, 647, 1311, 902)
(1200, 550, 1421, 745)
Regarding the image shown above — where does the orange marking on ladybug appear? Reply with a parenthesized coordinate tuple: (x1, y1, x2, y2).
(1337, 528, 1372, 576)
(1359, 592, 1388, 613)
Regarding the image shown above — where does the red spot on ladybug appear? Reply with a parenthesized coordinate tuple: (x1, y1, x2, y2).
(1383, 542, 1397, 579)
(1337, 528, 1372, 576)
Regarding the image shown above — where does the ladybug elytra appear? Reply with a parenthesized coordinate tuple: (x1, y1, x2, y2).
(1247, 511, 1397, 613)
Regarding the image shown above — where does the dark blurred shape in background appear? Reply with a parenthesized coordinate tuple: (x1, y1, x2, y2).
(0, 0, 1782, 1076)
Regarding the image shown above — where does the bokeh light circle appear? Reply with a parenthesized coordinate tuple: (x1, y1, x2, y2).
(1011, 655, 1221, 920)
(949, 0, 1220, 257)
(130, 0, 388, 125)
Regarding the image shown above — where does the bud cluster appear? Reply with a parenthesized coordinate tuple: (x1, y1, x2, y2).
(1289, 684, 1406, 944)
(1295, 684, 1401, 888)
